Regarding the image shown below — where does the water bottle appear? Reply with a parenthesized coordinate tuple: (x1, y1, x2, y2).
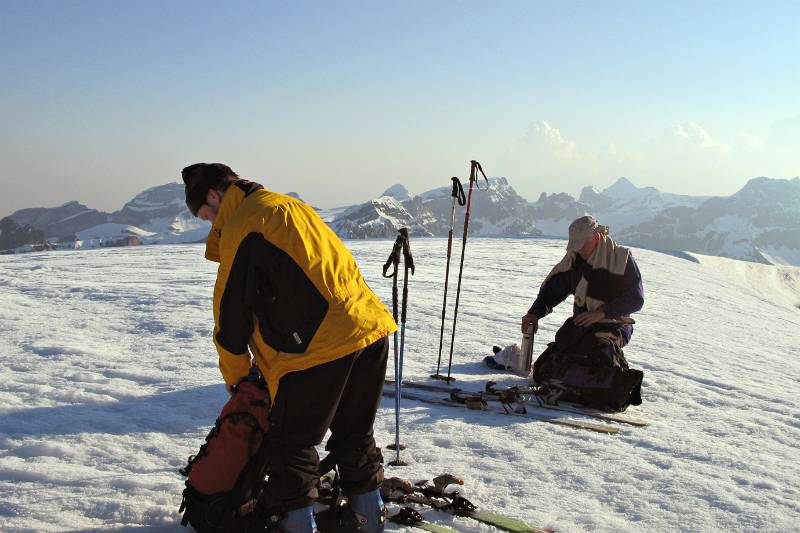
(517, 324, 535, 377)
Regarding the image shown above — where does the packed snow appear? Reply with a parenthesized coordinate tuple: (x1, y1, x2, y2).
(76, 224, 157, 241)
(1, 238, 798, 532)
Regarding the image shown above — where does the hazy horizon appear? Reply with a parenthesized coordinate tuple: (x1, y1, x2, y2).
(4, 171, 795, 220)
(1, 1, 798, 217)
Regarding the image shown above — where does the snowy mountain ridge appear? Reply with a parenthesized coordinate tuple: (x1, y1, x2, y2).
(532, 176, 800, 266)
(4, 176, 800, 266)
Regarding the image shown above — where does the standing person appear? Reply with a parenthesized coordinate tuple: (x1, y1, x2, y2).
(516, 215, 644, 410)
(183, 163, 397, 533)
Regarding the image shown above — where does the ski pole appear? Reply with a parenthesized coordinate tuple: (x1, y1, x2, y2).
(382, 233, 406, 465)
(444, 160, 489, 383)
(432, 178, 466, 381)
(398, 228, 414, 390)
(390, 228, 414, 466)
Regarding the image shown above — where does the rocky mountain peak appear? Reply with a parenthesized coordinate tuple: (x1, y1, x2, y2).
(734, 176, 800, 201)
(578, 186, 603, 203)
(113, 183, 188, 227)
(381, 184, 412, 202)
(603, 177, 638, 196)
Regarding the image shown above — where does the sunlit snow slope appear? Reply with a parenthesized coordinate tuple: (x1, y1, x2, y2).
(1, 238, 798, 532)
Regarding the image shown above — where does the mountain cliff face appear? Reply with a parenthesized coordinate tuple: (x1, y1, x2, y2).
(110, 183, 209, 244)
(611, 177, 800, 264)
(328, 178, 539, 238)
(112, 183, 187, 228)
(0, 217, 48, 251)
(8, 184, 207, 248)
(8, 201, 110, 239)
(328, 195, 427, 239)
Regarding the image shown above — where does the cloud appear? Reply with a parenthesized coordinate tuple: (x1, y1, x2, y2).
(523, 120, 577, 160)
(664, 121, 730, 153)
(736, 132, 762, 150)
(503, 117, 790, 199)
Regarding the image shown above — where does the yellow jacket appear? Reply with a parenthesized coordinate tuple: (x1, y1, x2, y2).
(204, 180, 397, 400)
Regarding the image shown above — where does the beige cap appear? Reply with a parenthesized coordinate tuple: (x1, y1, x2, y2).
(566, 215, 608, 251)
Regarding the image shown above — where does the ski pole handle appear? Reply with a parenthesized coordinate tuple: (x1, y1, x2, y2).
(451, 177, 466, 205)
(471, 160, 489, 190)
(399, 228, 414, 275)
(382, 235, 403, 278)
(398, 228, 413, 324)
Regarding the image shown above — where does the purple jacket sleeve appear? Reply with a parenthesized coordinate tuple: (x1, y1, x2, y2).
(528, 268, 582, 319)
(601, 255, 644, 318)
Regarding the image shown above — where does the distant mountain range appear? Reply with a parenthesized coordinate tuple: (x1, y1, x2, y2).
(2, 176, 799, 266)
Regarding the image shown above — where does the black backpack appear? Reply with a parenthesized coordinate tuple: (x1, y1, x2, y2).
(532, 322, 643, 412)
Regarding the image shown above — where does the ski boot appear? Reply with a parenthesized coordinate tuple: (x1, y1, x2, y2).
(317, 489, 387, 532)
(348, 489, 387, 532)
(274, 505, 318, 533)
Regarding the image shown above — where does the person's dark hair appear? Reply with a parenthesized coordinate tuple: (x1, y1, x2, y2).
(181, 163, 239, 216)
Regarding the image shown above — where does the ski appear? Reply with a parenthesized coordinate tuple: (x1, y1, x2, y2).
(382, 387, 619, 434)
(383, 475, 555, 533)
(483, 380, 648, 427)
(457, 387, 648, 428)
(386, 379, 648, 427)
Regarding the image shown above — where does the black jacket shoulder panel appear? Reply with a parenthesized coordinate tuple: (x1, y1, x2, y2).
(215, 232, 260, 355)
(234, 180, 264, 197)
(216, 231, 329, 356)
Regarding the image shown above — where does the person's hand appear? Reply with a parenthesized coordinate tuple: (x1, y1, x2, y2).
(574, 310, 605, 327)
(521, 313, 539, 334)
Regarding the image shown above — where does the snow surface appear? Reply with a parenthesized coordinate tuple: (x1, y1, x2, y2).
(124, 197, 185, 212)
(1, 239, 799, 532)
(55, 209, 99, 225)
(76, 223, 156, 241)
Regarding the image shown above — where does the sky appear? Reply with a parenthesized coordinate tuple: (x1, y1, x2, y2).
(1, 0, 798, 217)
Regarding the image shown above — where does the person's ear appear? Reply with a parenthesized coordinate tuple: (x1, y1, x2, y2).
(206, 189, 222, 207)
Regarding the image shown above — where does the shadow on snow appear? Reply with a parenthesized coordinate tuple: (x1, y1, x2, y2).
(0, 385, 226, 438)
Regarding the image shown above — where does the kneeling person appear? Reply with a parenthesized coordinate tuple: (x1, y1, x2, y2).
(522, 216, 644, 411)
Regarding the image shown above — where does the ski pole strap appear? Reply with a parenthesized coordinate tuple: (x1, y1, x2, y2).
(451, 177, 466, 206)
(470, 160, 490, 191)
(398, 228, 415, 275)
(382, 234, 404, 278)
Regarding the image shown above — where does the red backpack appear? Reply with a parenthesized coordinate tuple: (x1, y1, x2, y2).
(179, 380, 272, 532)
